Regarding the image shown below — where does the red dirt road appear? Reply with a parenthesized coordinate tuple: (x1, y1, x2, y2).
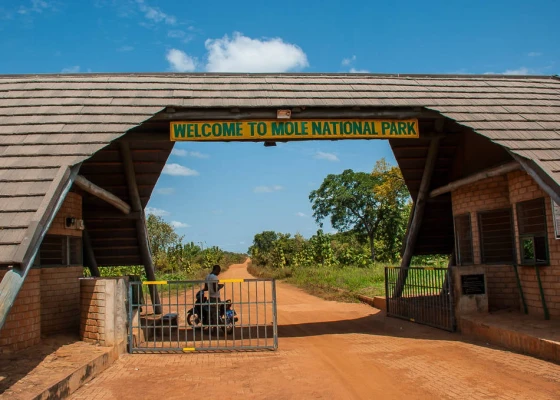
(70, 260, 560, 399)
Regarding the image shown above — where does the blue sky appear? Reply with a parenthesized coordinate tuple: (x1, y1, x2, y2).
(1, 0, 559, 253)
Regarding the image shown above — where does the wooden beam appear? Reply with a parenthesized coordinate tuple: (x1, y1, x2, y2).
(74, 175, 131, 215)
(429, 161, 521, 198)
(0, 165, 79, 330)
(120, 142, 162, 314)
(83, 229, 101, 277)
(85, 211, 141, 220)
(394, 137, 440, 298)
(150, 107, 443, 121)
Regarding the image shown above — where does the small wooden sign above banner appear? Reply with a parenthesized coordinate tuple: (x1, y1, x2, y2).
(170, 119, 420, 142)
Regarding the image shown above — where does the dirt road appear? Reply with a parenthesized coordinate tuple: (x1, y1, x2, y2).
(71, 260, 560, 399)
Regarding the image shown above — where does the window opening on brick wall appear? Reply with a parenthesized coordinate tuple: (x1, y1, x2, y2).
(517, 197, 549, 266)
(478, 208, 516, 264)
(39, 235, 83, 266)
(454, 214, 473, 265)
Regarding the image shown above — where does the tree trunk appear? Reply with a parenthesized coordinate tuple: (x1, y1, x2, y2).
(369, 234, 375, 262)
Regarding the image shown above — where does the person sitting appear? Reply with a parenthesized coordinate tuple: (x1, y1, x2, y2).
(204, 264, 224, 330)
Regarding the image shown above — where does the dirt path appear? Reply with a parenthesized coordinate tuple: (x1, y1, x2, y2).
(71, 260, 560, 400)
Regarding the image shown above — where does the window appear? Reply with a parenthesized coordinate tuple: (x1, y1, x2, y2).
(478, 209, 516, 264)
(454, 214, 473, 265)
(39, 235, 83, 266)
(39, 235, 67, 265)
(517, 198, 548, 265)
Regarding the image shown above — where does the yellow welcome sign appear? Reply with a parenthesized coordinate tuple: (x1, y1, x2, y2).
(170, 119, 419, 141)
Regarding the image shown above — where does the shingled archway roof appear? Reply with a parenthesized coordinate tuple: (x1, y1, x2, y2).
(0, 73, 559, 266)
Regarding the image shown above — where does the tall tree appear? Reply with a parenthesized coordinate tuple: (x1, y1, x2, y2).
(309, 159, 409, 261)
(146, 214, 182, 268)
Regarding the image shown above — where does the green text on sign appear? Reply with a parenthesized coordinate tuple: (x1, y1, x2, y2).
(170, 119, 419, 141)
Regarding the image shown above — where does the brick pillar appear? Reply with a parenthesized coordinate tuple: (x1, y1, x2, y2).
(0, 269, 41, 353)
(80, 277, 128, 348)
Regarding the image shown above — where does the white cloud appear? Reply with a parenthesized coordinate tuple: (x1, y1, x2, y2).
(117, 45, 134, 52)
(61, 66, 80, 73)
(349, 68, 369, 73)
(18, 0, 52, 15)
(146, 207, 170, 216)
(168, 30, 194, 43)
(342, 55, 356, 66)
(166, 49, 197, 72)
(314, 151, 339, 162)
(503, 67, 531, 75)
(171, 148, 187, 156)
(296, 212, 307, 217)
(205, 32, 308, 72)
(528, 52, 542, 57)
(171, 221, 190, 228)
(253, 185, 284, 193)
(156, 187, 175, 195)
(239, 241, 245, 245)
(188, 151, 209, 159)
(484, 67, 532, 75)
(162, 163, 199, 176)
(136, 0, 176, 25)
(171, 148, 209, 158)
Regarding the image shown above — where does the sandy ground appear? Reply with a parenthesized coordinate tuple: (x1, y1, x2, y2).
(70, 260, 560, 400)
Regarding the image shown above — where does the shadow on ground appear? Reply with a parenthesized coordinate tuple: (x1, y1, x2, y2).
(0, 335, 78, 395)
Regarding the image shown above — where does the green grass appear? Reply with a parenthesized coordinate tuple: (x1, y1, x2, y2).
(248, 262, 388, 302)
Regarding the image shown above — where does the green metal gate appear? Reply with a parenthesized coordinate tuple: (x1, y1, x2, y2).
(128, 278, 278, 352)
(385, 267, 456, 332)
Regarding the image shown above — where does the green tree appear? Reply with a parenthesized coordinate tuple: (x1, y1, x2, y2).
(309, 159, 409, 262)
(370, 159, 410, 261)
(146, 214, 182, 270)
(248, 231, 279, 267)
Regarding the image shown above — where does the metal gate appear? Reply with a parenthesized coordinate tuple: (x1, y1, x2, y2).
(385, 267, 455, 332)
(128, 278, 278, 353)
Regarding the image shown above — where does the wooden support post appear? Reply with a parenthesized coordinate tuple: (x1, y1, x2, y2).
(120, 142, 162, 314)
(0, 166, 78, 330)
(74, 175, 131, 214)
(394, 138, 440, 298)
(83, 229, 101, 277)
(429, 161, 521, 198)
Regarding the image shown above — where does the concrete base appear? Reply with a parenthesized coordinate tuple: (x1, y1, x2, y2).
(451, 265, 489, 316)
(459, 312, 560, 364)
(0, 335, 126, 400)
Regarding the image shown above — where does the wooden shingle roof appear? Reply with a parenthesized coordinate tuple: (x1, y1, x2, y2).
(0, 73, 559, 265)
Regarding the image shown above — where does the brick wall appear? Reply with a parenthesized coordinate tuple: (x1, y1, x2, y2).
(47, 191, 82, 237)
(451, 175, 511, 265)
(508, 171, 560, 319)
(80, 279, 107, 345)
(80, 278, 128, 347)
(485, 265, 520, 311)
(41, 266, 84, 335)
(451, 171, 560, 318)
(0, 269, 41, 353)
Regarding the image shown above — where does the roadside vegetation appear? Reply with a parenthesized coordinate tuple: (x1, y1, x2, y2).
(247, 158, 448, 300)
(85, 214, 247, 281)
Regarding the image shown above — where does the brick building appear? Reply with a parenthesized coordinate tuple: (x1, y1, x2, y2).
(0, 73, 559, 352)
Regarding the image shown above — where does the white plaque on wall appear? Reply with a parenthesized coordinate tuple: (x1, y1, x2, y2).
(552, 199, 560, 239)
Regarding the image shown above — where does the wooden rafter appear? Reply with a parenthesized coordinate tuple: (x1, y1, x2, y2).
(74, 175, 131, 215)
(429, 161, 521, 198)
